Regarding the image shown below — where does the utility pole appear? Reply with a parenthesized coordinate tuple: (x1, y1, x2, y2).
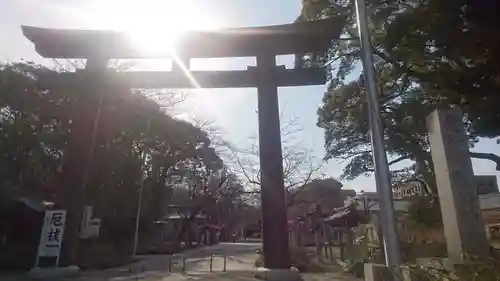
(353, 0, 401, 275)
(132, 118, 152, 257)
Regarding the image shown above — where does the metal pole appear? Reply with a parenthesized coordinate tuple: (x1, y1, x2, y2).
(353, 0, 401, 273)
(132, 118, 152, 257)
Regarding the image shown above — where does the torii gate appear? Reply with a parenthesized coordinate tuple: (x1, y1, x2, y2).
(22, 18, 344, 270)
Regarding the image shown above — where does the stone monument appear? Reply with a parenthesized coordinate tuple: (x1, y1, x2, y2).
(426, 107, 490, 260)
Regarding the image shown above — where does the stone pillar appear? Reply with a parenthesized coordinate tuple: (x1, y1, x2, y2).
(364, 264, 392, 281)
(59, 57, 108, 266)
(426, 108, 489, 260)
(254, 54, 290, 269)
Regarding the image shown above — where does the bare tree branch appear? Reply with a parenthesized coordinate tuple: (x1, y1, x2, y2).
(51, 59, 85, 72)
(388, 155, 411, 166)
(217, 115, 324, 200)
(141, 90, 187, 110)
(322, 51, 360, 67)
(470, 152, 500, 171)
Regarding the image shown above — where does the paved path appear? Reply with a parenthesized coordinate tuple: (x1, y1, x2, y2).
(71, 242, 260, 281)
(3, 242, 361, 281)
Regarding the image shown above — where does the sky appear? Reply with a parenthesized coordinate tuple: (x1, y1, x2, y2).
(1, 0, 499, 192)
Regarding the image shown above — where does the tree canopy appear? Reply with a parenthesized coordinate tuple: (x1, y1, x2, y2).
(0, 62, 246, 258)
(299, 0, 500, 186)
(287, 178, 348, 217)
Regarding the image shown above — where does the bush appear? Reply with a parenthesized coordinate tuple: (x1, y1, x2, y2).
(403, 256, 500, 281)
(339, 232, 383, 278)
(406, 196, 442, 229)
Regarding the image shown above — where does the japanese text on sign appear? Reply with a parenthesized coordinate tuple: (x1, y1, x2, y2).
(37, 210, 66, 258)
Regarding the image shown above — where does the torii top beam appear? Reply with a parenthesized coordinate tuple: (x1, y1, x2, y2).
(21, 18, 345, 59)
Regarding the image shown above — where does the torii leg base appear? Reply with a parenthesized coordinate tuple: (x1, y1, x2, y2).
(255, 267, 303, 281)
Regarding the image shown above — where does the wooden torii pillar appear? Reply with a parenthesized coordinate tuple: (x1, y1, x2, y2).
(22, 18, 344, 269)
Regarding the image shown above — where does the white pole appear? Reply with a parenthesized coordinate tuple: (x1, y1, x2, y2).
(353, 0, 401, 274)
(132, 118, 152, 257)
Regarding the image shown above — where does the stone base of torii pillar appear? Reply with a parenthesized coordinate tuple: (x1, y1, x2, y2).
(28, 265, 80, 279)
(255, 267, 303, 281)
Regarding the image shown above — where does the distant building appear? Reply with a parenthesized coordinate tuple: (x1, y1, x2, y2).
(286, 178, 353, 246)
(479, 192, 500, 240)
(0, 192, 51, 270)
(475, 175, 499, 195)
(355, 177, 500, 244)
(392, 180, 427, 199)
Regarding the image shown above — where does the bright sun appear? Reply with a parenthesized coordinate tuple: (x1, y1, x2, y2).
(94, 0, 220, 54)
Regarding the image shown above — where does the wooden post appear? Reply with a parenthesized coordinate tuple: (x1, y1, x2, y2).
(339, 230, 345, 261)
(254, 54, 290, 269)
(315, 229, 324, 263)
(59, 57, 108, 266)
(209, 255, 213, 272)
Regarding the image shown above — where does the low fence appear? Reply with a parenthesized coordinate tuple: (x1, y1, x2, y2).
(305, 244, 341, 262)
(167, 255, 228, 273)
(127, 254, 253, 274)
